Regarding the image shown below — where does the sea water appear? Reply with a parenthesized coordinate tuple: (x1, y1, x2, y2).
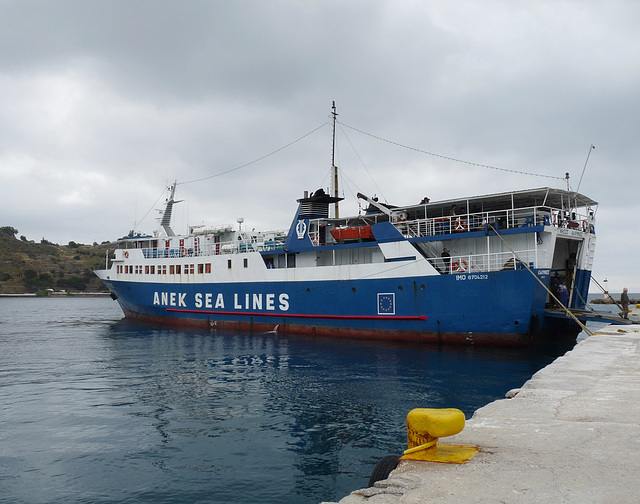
(0, 296, 601, 504)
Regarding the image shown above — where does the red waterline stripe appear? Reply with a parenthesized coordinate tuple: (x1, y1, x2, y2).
(166, 308, 427, 321)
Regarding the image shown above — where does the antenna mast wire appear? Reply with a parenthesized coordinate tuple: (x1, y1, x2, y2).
(180, 121, 329, 186)
(339, 122, 565, 181)
(576, 144, 595, 194)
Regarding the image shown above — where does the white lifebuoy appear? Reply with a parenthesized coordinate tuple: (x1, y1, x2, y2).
(453, 260, 468, 273)
(393, 212, 408, 223)
(454, 218, 466, 231)
(123, 250, 129, 258)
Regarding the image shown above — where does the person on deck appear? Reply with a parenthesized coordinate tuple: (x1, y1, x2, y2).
(441, 248, 451, 274)
(621, 287, 630, 319)
(557, 282, 568, 307)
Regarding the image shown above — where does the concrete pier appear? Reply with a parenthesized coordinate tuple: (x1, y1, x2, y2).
(327, 323, 640, 504)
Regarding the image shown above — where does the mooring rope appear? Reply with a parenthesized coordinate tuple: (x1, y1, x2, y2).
(487, 223, 592, 336)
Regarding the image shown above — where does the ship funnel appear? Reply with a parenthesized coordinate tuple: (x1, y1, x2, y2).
(297, 188, 343, 219)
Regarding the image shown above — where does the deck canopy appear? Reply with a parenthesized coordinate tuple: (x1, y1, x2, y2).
(390, 187, 598, 221)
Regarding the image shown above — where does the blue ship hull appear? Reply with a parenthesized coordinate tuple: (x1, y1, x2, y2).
(101, 266, 589, 346)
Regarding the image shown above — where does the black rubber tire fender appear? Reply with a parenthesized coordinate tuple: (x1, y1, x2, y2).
(367, 454, 401, 487)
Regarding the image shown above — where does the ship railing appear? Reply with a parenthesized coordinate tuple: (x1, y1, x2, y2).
(444, 249, 539, 274)
(136, 237, 285, 259)
(399, 205, 594, 238)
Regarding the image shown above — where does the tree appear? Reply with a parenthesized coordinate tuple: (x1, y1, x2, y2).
(0, 226, 18, 238)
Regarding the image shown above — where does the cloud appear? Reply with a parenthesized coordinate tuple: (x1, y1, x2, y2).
(0, 0, 639, 290)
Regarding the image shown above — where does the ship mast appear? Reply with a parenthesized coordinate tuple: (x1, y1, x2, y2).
(159, 181, 181, 237)
(331, 101, 339, 218)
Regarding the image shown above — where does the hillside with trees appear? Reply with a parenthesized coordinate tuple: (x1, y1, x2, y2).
(0, 226, 111, 295)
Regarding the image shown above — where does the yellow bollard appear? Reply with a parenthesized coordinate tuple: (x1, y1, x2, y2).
(401, 408, 479, 464)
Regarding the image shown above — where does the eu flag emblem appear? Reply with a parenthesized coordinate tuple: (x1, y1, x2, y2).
(377, 293, 395, 315)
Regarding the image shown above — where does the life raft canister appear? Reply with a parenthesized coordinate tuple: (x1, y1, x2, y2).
(454, 218, 466, 231)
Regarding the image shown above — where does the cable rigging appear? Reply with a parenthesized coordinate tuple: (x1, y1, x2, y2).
(338, 121, 566, 181)
(179, 121, 330, 186)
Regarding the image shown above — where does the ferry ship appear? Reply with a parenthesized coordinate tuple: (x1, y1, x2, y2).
(95, 180, 597, 346)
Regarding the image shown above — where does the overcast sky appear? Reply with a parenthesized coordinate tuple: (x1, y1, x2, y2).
(1, 0, 638, 292)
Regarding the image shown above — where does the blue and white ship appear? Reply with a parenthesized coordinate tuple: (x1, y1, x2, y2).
(95, 177, 597, 346)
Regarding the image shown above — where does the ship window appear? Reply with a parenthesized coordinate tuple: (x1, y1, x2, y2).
(286, 253, 296, 268)
(176, 265, 181, 275)
(205, 263, 211, 273)
(198, 264, 204, 274)
(170, 265, 175, 275)
(145, 265, 150, 274)
(244, 258, 248, 268)
(228, 259, 232, 269)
